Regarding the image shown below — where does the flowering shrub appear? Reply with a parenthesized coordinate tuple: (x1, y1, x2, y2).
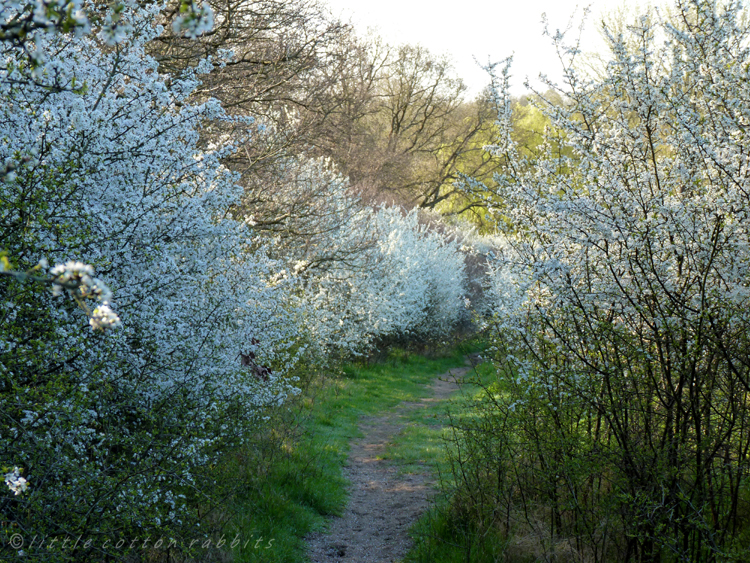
(371, 207, 467, 340)
(460, 1, 750, 560)
(0, 2, 296, 560)
(243, 156, 469, 359)
(0, 0, 213, 49)
(295, 200, 467, 358)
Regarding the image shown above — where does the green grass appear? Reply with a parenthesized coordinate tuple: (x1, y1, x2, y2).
(399, 354, 526, 563)
(206, 344, 473, 563)
(382, 355, 497, 476)
(405, 500, 511, 563)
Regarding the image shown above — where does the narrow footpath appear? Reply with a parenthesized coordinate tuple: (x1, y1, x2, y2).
(305, 363, 472, 563)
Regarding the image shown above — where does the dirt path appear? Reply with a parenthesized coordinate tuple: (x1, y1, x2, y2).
(305, 361, 474, 563)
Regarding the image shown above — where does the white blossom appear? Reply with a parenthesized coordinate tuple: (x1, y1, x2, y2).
(4, 467, 29, 496)
(88, 303, 121, 331)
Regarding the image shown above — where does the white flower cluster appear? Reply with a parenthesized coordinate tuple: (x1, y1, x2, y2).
(49, 261, 120, 331)
(0, 0, 215, 47)
(50, 261, 107, 299)
(171, 0, 214, 38)
(88, 303, 121, 331)
(0, 0, 89, 36)
(4, 467, 28, 496)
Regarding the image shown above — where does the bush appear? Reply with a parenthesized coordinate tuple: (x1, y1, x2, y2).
(0, 3, 296, 560)
(448, 1, 750, 561)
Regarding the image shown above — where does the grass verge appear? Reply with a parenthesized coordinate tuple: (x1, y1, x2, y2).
(402, 357, 515, 563)
(206, 345, 471, 563)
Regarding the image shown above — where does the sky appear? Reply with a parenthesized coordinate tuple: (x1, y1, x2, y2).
(322, 0, 654, 97)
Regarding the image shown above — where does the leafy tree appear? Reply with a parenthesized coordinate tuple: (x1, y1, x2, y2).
(311, 41, 499, 212)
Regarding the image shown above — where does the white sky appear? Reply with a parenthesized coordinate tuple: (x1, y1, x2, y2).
(323, 0, 655, 98)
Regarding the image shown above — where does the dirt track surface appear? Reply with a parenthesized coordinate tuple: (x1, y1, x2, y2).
(305, 363, 472, 563)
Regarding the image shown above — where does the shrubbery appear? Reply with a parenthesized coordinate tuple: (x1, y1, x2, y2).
(439, 1, 750, 561)
(1, 3, 298, 560)
(0, 3, 470, 560)
(298, 205, 467, 357)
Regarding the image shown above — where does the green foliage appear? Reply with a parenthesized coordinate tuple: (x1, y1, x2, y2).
(448, 91, 570, 231)
(407, 501, 510, 563)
